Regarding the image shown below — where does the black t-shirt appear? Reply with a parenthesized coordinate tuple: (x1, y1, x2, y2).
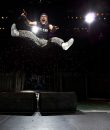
(36, 22, 51, 40)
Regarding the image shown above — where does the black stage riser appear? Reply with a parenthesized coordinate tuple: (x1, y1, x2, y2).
(39, 92, 77, 114)
(0, 92, 37, 112)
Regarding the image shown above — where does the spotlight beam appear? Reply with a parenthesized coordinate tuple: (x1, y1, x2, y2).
(32, 26, 39, 34)
(85, 12, 96, 24)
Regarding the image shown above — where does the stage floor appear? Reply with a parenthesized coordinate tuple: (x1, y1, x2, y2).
(0, 100, 110, 130)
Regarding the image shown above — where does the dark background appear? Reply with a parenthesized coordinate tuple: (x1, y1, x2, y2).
(0, 0, 110, 100)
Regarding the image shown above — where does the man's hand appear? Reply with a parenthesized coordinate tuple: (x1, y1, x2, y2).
(54, 26, 59, 30)
(21, 9, 27, 17)
(49, 24, 59, 32)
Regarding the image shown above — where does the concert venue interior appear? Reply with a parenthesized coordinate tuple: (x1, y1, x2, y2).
(0, 0, 110, 129)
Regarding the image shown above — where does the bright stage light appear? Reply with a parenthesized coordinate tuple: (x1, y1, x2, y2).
(85, 12, 96, 24)
(32, 26, 39, 34)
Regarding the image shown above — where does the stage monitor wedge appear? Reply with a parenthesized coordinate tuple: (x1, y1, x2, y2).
(39, 91, 77, 114)
(0, 91, 37, 113)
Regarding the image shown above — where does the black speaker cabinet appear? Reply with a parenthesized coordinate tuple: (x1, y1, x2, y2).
(39, 92, 77, 114)
(0, 91, 37, 113)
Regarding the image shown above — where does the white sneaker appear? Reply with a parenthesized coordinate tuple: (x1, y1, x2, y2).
(11, 23, 19, 37)
(62, 38, 74, 50)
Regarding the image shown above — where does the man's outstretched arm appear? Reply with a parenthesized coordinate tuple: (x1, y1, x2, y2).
(20, 9, 37, 26)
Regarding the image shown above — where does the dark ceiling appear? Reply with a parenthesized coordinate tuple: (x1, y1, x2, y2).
(1, 0, 110, 14)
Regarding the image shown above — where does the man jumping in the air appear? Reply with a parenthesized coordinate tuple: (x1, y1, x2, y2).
(11, 10, 74, 50)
